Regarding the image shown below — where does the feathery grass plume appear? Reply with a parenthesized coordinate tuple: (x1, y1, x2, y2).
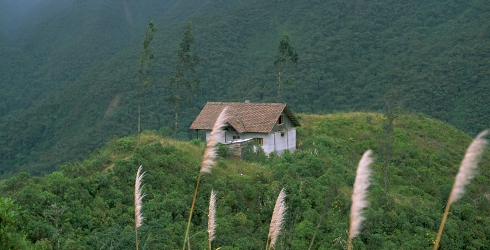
(182, 107, 228, 250)
(207, 189, 217, 250)
(201, 107, 229, 173)
(134, 165, 146, 250)
(434, 130, 488, 250)
(449, 130, 488, 204)
(265, 188, 287, 250)
(347, 150, 373, 250)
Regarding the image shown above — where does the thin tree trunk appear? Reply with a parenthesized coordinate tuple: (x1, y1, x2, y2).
(137, 63, 143, 144)
(138, 92, 141, 143)
(174, 103, 179, 139)
(277, 71, 281, 103)
(173, 79, 180, 139)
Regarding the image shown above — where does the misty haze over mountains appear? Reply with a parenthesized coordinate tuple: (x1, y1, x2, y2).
(0, 0, 42, 34)
(0, 0, 489, 177)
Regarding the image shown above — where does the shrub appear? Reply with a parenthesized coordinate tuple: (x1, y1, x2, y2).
(242, 141, 267, 163)
(191, 138, 201, 147)
(216, 143, 231, 158)
(114, 137, 136, 153)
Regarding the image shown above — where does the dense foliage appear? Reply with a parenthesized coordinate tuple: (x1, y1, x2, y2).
(1, 113, 489, 249)
(0, 0, 489, 179)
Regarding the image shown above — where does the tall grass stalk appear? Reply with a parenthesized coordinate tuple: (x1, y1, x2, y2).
(182, 107, 228, 250)
(265, 188, 286, 250)
(433, 130, 488, 250)
(207, 190, 217, 250)
(134, 165, 146, 250)
(348, 150, 373, 250)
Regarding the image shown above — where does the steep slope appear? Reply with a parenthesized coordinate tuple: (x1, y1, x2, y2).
(1, 0, 489, 177)
(1, 113, 489, 249)
(0, 0, 247, 113)
(0, 45, 38, 114)
(0, 0, 248, 177)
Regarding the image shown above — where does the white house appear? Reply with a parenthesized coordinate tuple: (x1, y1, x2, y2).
(189, 101, 301, 156)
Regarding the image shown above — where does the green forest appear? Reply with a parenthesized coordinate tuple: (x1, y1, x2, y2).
(0, 0, 489, 177)
(1, 1, 490, 248)
(1, 113, 490, 249)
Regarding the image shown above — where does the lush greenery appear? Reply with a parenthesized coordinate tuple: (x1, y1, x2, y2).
(3, 1, 488, 247)
(0, 0, 489, 179)
(1, 113, 489, 249)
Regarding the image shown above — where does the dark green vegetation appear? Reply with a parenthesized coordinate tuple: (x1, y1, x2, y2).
(274, 33, 299, 103)
(167, 21, 201, 139)
(0, 0, 489, 178)
(1, 113, 489, 249)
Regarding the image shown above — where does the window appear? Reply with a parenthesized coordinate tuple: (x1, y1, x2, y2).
(233, 135, 240, 140)
(254, 138, 264, 146)
(278, 114, 284, 125)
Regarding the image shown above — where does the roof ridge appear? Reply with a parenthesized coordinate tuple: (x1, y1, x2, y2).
(207, 101, 286, 105)
(190, 102, 299, 132)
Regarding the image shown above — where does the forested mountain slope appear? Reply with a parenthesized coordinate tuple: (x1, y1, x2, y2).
(0, 0, 489, 177)
(1, 113, 489, 249)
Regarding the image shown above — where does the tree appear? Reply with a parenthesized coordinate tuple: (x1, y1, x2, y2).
(167, 21, 200, 139)
(274, 34, 298, 103)
(44, 204, 66, 250)
(0, 197, 30, 249)
(377, 89, 399, 192)
(137, 21, 158, 143)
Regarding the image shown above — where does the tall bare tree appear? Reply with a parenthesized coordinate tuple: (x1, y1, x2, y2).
(167, 21, 200, 139)
(274, 33, 298, 103)
(137, 21, 157, 143)
(378, 89, 399, 192)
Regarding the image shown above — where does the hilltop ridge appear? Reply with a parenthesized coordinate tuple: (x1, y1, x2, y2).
(1, 112, 489, 248)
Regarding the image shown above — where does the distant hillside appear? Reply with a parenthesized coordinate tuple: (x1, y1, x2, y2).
(1, 113, 489, 249)
(0, 0, 489, 177)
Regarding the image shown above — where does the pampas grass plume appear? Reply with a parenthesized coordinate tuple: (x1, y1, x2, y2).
(134, 165, 146, 229)
(207, 189, 217, 249)
(434, 130, 488, 250)
(183, 107, 228, 250)
(348, 150, 373, 242)
(201, 107, 228, 173)
(449, 130, 488, 204)
(267, 188, 287, 249)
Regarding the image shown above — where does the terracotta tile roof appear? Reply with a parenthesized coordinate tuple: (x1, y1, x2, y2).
(189, 102, 300, 133)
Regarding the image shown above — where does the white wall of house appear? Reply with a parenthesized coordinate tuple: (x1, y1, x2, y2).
(204, 129, 296, 155)
(271, 128, 296, 154)
(202, 111, 298, 155)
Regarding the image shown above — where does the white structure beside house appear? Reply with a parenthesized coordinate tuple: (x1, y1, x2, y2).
(189, 101, 301, 156)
